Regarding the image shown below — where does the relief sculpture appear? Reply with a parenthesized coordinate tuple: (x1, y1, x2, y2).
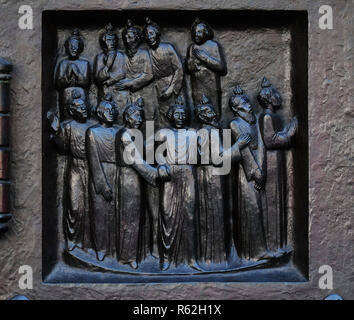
(47, 17, 298, 277)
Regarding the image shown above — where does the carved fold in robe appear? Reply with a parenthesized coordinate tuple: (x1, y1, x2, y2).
(54, 120, 92, 251)
(94, 51, 128, 119)
(148, 43, 184, 128)
(196, 125, 226, 263)
(54, 58, 91, 118)
(186, 40, 226, 119)
(259, 110, 291, 252)
(230, 116, 268, 260)
(86, 125, 120, 260)
(116, 49, 155, 123)
(155, 128, 198, 266)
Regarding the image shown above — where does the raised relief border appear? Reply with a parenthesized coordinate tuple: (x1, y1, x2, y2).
(42, 10, 308, 283)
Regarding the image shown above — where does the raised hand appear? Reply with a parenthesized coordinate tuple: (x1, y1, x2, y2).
(102, 184, 113, 202)
(192, 47, 209, 63)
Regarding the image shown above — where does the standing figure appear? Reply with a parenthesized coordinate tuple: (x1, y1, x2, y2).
(94, 23, 127, 118)
(116, 101, 171, 268)
(229, 85, 271, 261)
(143, 17, 184, 128)
(194, 95, 251, 264)
(48, 90, 92, 252)
(114, 19, 155, 122)
(86, 94, 120, 261)
(186, 18, 227, 119)
(54, 30, 91, 119)
(194, 95, 226, 263)
(257, 77, 297, 255)
(155, 98, 198, 271)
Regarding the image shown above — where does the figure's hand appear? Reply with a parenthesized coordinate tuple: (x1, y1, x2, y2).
(66, 64, 73, 79)
(160, 88, 173, 101)
(288, 116, 298, 137)
(71, 63, 80, 77)
(158, 164, 171, 182)
(254, 169, 265, 191)
(103, 77, 115, 87)
(47, 111, 60, 132)
(237, 133, 251, 150)
(102, 184, 113, 202)
(114, 79, 131, 91)
(192, 48, 209, 63)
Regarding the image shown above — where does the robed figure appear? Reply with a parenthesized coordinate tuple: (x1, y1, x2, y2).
(143, 17, 184, 128)
(155, 98, 199, 271)
(115, 101, 171, 269)
(113, 20, 155, 122)
(186, 18, 227, 119)
(194, 96, 227, 263)
(258, 77, 297, 255)
(93, 23, 127, 121)
(48, 91, 92, 252)
(86, 94, 120, 261)
(229, 86, 272, 261)
(54, 30, 91, 119)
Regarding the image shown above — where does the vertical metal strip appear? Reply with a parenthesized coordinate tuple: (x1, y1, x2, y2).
(0, 57, 12, 235)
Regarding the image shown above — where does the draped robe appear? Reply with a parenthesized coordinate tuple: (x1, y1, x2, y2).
(259, 109, 292, 252)
(86, 125, 120, 260)
(230, 116, 268, 260)
(54, 119, 92, 252)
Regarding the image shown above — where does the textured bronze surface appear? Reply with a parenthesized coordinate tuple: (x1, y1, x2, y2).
(0, 0, 352, 300)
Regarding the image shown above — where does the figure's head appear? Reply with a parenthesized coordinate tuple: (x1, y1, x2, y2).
(229, 85, 256, 123)
(124, 98, 145, 129)
(96, 93, 118, 124)
(257, 77, 282, 109)
(65, 29, 84, 59)
(99, 23, 118, 52)
(195, 95, 218, 126)
(68, 89, 87, 121)
(166, 96, 189, 129)
(191, 18, 214, 45)
(143, 17, 161, 49)
(122, 19, 142, 51)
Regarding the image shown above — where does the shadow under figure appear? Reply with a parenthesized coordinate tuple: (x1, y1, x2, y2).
(258, 77, 297, 256)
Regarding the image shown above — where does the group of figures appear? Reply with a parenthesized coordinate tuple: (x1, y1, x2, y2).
(48, 17, 298, 272)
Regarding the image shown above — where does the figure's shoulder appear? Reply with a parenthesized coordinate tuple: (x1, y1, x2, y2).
(87, 124, 100, 135)
(55, 57, 68, 67)
(205, 39, 219, 48)
(78, 57, 90, 64)
(94, 52, 104, 62)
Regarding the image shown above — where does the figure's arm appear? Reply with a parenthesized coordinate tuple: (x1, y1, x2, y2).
(103, 52, 126, 86)
(86, 129, 113, 200)
(165, 45, 184, 97)
(48, 115, 69, 154)
(262, 114, 297, 149)
(192, 42, 227, 75)
(71, 61, 91, 88)
(94, 55, 110, 85)
(185, 45, 199, 74)
(120, 130, 170, 186)
(114, 51, 153, 92)
(54, 60, 70, 90)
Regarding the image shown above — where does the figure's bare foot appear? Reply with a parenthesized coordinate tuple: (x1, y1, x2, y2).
(160, 261, 170, 271)
(129, 261, 138, 269)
